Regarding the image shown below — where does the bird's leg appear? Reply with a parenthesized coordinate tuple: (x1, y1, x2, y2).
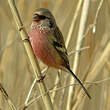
(41, 66, 49, 77)
(36, 67, 49, 83)
(36, 75, 46, 83)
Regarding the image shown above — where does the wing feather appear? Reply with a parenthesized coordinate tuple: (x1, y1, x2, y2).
(51, 26, 70, 67)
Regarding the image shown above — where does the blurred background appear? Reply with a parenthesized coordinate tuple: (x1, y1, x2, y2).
(0, 0, 110, 110)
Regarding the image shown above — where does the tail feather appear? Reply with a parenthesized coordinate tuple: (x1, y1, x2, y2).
(67, 67, 91, 99)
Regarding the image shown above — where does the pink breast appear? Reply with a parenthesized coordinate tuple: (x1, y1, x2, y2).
(29, 29, 61, 69)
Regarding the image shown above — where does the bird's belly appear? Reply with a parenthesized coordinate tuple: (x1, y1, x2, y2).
(30, 30, 62, 69)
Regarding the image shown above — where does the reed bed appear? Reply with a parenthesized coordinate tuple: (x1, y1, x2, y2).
(0, 0, 110, 110)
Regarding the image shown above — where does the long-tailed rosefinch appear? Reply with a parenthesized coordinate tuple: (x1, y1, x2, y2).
(29, 8, 91, 99)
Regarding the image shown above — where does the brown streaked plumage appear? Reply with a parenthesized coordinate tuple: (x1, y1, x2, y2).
(29, 8, 91, 99)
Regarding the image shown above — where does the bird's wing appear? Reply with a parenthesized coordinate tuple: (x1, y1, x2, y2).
(50, 26, 70, 67)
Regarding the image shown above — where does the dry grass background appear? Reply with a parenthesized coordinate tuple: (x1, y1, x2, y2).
(0, 0, 110, 110)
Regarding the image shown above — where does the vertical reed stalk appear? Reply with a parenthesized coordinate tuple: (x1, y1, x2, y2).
(8, 0, 54, 110)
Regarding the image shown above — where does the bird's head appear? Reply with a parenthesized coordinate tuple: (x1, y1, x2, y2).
(31, 8, 56, 30)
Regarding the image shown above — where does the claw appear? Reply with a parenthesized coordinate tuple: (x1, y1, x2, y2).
(36, 74, 46, 83)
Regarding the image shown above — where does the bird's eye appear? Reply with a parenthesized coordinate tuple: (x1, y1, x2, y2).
(39, 15, 46, 20)
(33, 14, 46, 21)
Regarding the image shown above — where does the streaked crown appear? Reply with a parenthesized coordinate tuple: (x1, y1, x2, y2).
(33, 8, 55, 21)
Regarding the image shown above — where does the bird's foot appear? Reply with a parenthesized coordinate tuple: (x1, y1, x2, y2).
(36, 74, 46, 83)
(36, 67, 48, 83)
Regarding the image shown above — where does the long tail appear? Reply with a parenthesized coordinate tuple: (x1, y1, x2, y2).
(67, 67, 91, 99)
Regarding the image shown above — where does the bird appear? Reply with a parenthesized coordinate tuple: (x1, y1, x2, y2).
(29, 8, 91, 99)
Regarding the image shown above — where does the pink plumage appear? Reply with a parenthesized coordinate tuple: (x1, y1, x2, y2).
(29, 8, 91, 99)
(30, 26, 62, 69)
